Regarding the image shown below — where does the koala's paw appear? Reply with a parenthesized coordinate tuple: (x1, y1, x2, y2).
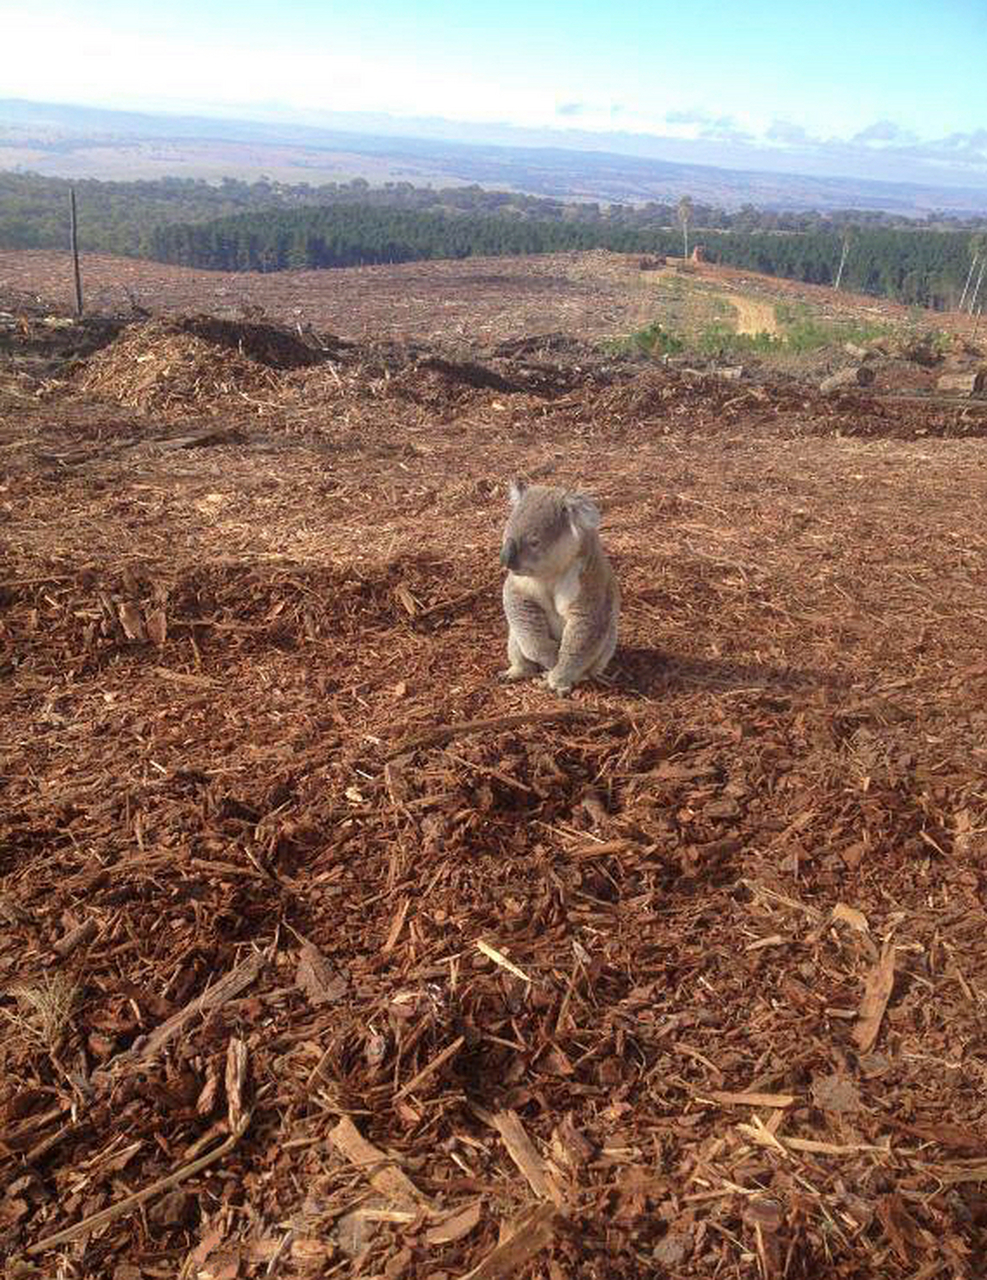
(499, 666, 532, 683)
(544, 670, 573, 697)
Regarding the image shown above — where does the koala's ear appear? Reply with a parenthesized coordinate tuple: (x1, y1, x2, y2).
(564, 491, 601, 533)
(507, 477, 527, 506)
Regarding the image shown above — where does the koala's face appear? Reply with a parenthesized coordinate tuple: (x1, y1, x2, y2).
(500, 482, 598, 578)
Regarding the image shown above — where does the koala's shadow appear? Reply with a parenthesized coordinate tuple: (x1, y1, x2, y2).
(610, 645, 845, 700)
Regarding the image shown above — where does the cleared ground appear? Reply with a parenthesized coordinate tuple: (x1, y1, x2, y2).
(1, 255, 986, 1278)
(0, 247, 968, 348)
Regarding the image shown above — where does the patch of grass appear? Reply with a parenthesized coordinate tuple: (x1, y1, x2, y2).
(697, 322, 779, 358)
(611, 320, 686, 358)
(3, 971, 80, 1054)
(621, 298, 897, 364)
(773, 302, 889, 352)
(899, 325, 952, 357)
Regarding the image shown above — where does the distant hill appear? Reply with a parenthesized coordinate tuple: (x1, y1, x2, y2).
(3, 98, 987, 217)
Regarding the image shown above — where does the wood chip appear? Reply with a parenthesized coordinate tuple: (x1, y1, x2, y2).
(853, 940, 896, 1052)
(457, 1202, 559, 1280)
(476, 940, 532, 984)
(832, 902, 870, 933)
(328, 1116, 433, 1212)
(425, 1201, 483, 1245)
(706, 1091, 797, 1109)
(489, 1109, 565, 1206)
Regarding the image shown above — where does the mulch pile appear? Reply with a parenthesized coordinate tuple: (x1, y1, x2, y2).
(7, 309, 977, 442)
(169, 315, 328, 371)
(72, 319, 294, 416)
(2, 296, 987, 1279)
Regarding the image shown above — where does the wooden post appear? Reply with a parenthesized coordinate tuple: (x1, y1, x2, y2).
(834, 236, 850, 290)
(958, 254, 978, 311)
(967, 258, 986, 316)
(69, 188, 83, 317)
(677, 196, 693, 261)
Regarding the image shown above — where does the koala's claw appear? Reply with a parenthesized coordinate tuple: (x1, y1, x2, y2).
(543, 671, 573, 697)
(499, 666, 531, 683)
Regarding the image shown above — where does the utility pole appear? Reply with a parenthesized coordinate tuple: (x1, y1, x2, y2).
(69, 188, 83, 317)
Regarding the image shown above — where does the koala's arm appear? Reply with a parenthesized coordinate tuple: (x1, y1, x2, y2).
(547, 566, 616, 693)
(503, 578, 560, 670)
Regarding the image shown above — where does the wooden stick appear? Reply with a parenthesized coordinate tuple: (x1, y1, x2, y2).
(393, 1035, 465, 1101)
(27, 1113, 251, 1255)
(69, 189, 83, 318)
(97, 951, 265, 1074)
(489, 1110, 565, 1206)
(329, 1116, 433, 1212)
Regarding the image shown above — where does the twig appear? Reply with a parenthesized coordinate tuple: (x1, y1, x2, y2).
(415, 583, 493, 619)
(27, 1111, 251, 1255)
(1, 574, 79, 588)
(393, 1035, 465, 1100)
(98, 951, 265, 1073)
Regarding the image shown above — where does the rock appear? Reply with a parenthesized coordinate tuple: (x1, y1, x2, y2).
(654, 1231, 693, 1267)
(936, 371, 985, 396)
(811, 1073, 861, 1113)
(844, 342, 872, 360)
(820, 366, 874, 393)
(900, 338, 942, 367)
(715, 365, 744, 380)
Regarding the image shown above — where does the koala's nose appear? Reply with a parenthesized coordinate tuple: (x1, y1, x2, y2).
(500, 538, 518, 569)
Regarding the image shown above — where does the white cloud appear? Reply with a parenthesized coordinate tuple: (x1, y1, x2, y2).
(4, 13, 985, 186)
(4, 14, 561, 126)
(851, 120, 916, 145)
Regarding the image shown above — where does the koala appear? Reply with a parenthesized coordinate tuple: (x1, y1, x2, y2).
(499, 479, 619, 695)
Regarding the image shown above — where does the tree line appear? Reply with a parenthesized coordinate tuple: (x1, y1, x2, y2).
(146, 203, 982, 310)
(145, 204, 682, 271)
(2, 172, 985, 309)
(3, 170, 987, 260)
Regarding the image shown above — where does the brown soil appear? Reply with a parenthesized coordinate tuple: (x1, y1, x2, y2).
(1, 258, 987, 1279)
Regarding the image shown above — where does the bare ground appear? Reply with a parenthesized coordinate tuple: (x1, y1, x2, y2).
(0, 249, 665, 348)
(4, 247, 973, 350)
(1, 254, 987, 1279)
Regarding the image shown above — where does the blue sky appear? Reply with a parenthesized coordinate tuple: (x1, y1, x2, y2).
(5, 0, 987, 184)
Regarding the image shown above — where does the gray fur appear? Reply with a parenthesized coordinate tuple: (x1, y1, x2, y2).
(499, 481, 619, 695)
